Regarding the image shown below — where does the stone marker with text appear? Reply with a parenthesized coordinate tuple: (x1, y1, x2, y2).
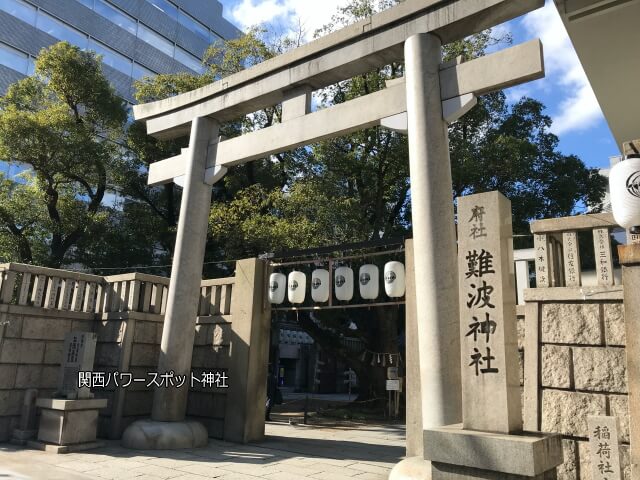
(458, 191, 522, 433)
(588, 416, 622, 480)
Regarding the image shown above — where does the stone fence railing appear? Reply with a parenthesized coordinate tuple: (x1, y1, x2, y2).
(0, 263, 104, 314)
(198, 278, 234, 317)
(530, 212, 620, 288)
(0, 258, 267, 444)
(0, 264, 234, 317)
(522, 212, 629, 479)
(103, 273, 170, 315)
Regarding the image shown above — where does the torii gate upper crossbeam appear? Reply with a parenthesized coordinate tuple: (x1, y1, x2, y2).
(132, 0, 543, 140)
(147, 39, 544, 186)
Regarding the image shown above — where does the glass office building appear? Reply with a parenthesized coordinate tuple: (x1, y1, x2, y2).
(0, 0, 241, 102)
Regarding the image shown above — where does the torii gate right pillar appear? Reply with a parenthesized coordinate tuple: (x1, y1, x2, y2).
(392, 33, 462, 479)
(406, 33, 462, 430)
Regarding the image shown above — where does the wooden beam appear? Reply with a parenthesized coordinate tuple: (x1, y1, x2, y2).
(147, 40, 544, 185)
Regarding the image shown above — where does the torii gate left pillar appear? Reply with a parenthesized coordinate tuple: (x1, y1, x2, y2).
(122, 117, 219, 449)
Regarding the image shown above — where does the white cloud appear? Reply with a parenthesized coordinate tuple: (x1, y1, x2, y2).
(521, 1, 604, 135)
(229, 0, 353, 41)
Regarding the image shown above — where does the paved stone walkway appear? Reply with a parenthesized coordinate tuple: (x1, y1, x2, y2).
(0, 422, 405, 480)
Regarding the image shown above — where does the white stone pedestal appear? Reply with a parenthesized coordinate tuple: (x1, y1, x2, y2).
(423, 424, 563, 479)
(122, 419, 208, 450)
(30, 398, 107, 453)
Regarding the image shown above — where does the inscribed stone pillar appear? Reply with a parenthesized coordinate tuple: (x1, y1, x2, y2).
(587, 416, 622, 480)
(152, 116, 219, 422)
(58, 331, 97, 400)
(457, 191, 521, 433)
(405, 32, 461, 430)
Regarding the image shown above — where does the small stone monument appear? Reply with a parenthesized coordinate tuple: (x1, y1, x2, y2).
(31, 331, 107, 453)
(588, 416, 622, 480)
(423, 191, 563, 479)
(57, 330, 97, 399)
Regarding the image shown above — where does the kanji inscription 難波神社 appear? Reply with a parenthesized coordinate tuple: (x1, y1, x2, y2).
(458, 192, 522, 433)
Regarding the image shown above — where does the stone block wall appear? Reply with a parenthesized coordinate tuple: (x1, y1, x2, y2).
(0, 258, 270, 445)
(0, 305, 94, 441)
(94, 312, 233, 440)
(524, 296, 629, 480)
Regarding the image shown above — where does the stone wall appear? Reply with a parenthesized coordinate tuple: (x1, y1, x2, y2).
(0, 258, 270, 444)
(94, 311, 234, 440)
(0, 305, 94, 441)
(523, 288, 629, 480)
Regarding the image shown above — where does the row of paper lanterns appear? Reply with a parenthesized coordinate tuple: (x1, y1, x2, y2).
(269, 262, 406, 304)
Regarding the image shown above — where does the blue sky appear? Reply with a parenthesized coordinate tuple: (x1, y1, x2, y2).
(217, 0, 618, 171)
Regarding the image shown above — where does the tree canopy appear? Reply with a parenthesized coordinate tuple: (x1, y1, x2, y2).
(0, 42, 126, 267)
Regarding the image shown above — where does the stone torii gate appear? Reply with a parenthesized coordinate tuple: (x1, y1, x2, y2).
(122, 0, 546, 450)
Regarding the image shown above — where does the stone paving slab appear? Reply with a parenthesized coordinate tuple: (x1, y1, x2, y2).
(0, 422, 405, 480)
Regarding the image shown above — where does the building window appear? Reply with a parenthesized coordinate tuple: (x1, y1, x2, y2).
(0, 42, 30, 75)
(132, 62, 155, 80)
(88, 38, 132, 76)
(94, 0, 137, 36)
(0, 0, 37, 26)
(174, 46, 204, 74)
(36, 11, 89, 48)
(209, 31, 223, 44)
(177, 10, 209, 42)
(146, 0, 178, 22)
(137, 23, 174, 57)
(75, 0, 94, 9)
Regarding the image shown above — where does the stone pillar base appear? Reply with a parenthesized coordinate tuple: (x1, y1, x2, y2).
(36, 398, 107, 449)
(423, 424, 563, 479)
(389, 456, 432, 480)
(122, 419, 208, 450)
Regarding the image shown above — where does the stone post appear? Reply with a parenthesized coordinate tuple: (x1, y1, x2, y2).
(390, 33, 462, 480)
(420, 191, 562, 480)
(405, 33, 462, 429)
(223, 258, 270, 444)
(403, 239, 423, 457)
(457, 192, 521, 433)
(152, 116, 219, 422)
(122, 116, 219, 449)
(618, 243, 640, 480)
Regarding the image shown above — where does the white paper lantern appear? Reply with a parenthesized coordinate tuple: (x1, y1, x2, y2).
(288, 271, 306, 304)
(311, 269, 330, 303)
(334, 266, 354, 301)
(384, 261, 405, 297)
(359, 264, 379, 300)
(268, 273, 286, 304)
(610, 158, 640, 229)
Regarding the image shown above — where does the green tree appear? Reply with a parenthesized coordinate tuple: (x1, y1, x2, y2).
(0, 42, 126, 267)
(449, 92, 607, 235)
(120, 27, 309, 274)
